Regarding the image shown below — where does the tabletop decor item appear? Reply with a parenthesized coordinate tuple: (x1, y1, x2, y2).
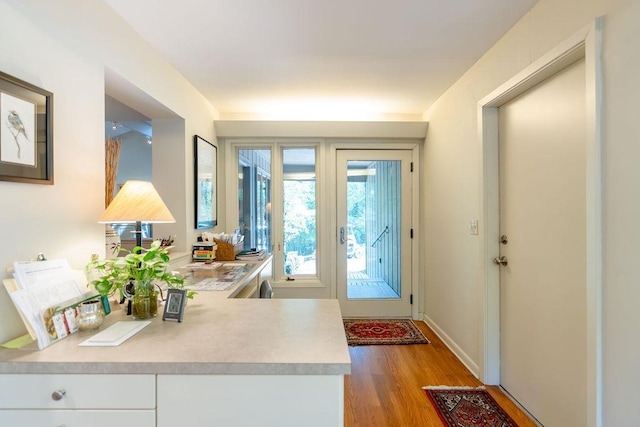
(86, 240, 193, 320)
(104, 225, 121, 259)
(162, 288, 187, 322)
(99, 180, 175, 249)
(76, 299, 105, 331)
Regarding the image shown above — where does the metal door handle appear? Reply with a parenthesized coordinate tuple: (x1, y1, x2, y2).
(493, 256, 508, 266)
(340, 227, 346, 245)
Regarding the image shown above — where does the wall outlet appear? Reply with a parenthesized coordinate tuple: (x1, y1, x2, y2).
(469, 219, 479, 235)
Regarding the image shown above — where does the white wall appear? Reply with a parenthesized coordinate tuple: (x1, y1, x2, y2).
(152, 119, 190, 250)
(421, 0, 638, 424)
(0, 1, 104, 342)
(0, 0, 219, 343)
(115, 132, 153, 185)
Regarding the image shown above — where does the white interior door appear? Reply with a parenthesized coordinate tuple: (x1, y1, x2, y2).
(498, 58, 587, 426)
(336, 150, 412, 317)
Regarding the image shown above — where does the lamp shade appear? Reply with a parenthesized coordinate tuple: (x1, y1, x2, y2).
(99, 180, 175, 224)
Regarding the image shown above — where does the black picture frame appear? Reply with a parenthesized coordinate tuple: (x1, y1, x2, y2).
(0, 71, 53, 185)
(162, 288, 187, 322)
(194, 135, 217, 229)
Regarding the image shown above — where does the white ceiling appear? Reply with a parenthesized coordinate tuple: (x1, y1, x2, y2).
(105, 0, 538, 121)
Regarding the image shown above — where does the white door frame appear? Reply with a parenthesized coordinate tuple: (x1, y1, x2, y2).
(477, 19, 603, 427)
(328, 141, 421, 320)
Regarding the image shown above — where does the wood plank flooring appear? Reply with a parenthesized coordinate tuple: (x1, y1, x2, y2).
(344, 320, 537, 426)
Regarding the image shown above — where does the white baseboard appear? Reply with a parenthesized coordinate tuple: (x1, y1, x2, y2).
(421, 314, 480, 378)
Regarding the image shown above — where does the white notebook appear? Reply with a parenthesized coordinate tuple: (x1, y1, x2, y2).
(78, 321, 151, 347)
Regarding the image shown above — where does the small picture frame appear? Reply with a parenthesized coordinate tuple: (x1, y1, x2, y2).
(162, 289, 187, 322)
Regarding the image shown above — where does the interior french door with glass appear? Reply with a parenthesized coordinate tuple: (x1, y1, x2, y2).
(336, 150, 412, 317)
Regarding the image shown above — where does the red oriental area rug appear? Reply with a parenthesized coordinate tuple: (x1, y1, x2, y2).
(343, 318, 430, 346)
(423, 386, 518, 427)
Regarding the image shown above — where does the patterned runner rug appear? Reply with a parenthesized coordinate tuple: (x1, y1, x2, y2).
(343, 318, 430, 346)
(423, 386, 518, 427)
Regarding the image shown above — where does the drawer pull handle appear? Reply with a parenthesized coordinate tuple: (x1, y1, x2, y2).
(51, 389, 66, 401)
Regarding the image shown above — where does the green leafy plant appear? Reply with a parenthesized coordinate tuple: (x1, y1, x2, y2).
(86, 240, 195, 299)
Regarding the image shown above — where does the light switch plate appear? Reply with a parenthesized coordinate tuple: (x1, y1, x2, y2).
(469, 219, 478, 235)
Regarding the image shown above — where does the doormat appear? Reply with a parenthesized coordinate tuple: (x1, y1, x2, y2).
(343, 318, 430, 346)
(423, 386, 518, 427)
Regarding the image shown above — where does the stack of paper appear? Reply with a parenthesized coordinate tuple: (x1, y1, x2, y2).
(4, 259, 97, 349)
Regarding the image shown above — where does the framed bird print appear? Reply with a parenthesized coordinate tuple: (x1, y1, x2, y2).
(0, 71, 53, 184)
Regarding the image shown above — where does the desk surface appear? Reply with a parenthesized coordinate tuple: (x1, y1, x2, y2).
(0, 255, 350, 376)
(0, 296, 351, 375)
(178, 257, 271, 299)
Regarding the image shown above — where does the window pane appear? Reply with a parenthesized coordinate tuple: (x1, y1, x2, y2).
(282, 148, 316, 275)
(238, 149, 271, 253)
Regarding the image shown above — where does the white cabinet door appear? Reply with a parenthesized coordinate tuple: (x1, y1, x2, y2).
(158, 374, 343, 426)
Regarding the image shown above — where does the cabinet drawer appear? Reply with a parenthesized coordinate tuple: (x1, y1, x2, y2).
(0, 409, 155, 426)
(0, 374, 155, 409)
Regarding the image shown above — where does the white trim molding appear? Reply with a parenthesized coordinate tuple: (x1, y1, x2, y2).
(214, 120, 428, 139)
(422, 315, 480, 378)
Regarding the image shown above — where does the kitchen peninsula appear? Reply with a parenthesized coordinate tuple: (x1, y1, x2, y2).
(0, 258, 351, 426)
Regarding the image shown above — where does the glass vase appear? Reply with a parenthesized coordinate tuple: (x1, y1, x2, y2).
(131, 281, 158, 320)
(77, 299, 105, 331)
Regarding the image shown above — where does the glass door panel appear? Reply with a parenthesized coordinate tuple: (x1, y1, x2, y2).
(336, 150, 412, 317)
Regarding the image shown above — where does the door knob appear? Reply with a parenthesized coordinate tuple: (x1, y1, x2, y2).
(51, 389, 66, 401)
(493, 256, 508, 266)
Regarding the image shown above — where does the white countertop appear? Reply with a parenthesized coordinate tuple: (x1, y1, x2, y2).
(0, 295, 351, 376)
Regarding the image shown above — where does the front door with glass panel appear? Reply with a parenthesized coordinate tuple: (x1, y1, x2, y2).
(336, 150, 412, 317)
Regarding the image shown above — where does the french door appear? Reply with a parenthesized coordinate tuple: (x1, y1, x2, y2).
(336, 150, 413, 317)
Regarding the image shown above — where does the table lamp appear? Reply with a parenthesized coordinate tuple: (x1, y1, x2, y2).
(99, 180, 175, 249)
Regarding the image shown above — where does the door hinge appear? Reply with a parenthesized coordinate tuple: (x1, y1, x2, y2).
(410, 228, 414, 239)
(410, 162, 414, 172)
(410, 294, 413, 305)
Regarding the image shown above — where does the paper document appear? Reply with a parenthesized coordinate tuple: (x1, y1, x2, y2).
(12, 259, 86, 308)
(7, 260, 94, 350)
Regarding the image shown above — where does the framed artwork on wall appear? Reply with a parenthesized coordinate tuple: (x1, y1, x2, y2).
(194, 135, 217, 229)
(0, 71, 53, 184)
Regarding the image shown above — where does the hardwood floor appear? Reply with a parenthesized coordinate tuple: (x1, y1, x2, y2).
(344, 320, 537, 426)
